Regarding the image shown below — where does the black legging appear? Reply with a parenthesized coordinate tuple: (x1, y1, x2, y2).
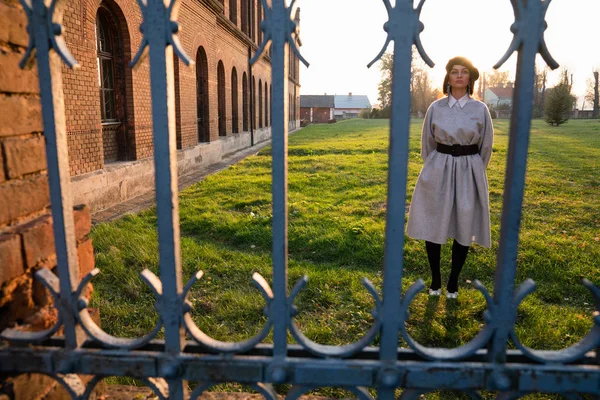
(425, 240, 469, 293)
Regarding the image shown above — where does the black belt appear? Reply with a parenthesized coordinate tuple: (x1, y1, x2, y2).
(436, 143, 479, 157)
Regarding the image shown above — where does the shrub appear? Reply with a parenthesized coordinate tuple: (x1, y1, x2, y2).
(359, 108, 371, 119)
(545, 84, 575, 126)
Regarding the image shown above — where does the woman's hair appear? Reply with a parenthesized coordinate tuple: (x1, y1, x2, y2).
(443, 56, 480, 95)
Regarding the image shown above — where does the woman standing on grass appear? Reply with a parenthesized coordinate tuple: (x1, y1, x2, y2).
(406, 56, 494, 299)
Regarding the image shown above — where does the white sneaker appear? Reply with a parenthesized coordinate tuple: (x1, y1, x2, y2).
(446, 291, 458, 299)
(429, 288, 442, 296)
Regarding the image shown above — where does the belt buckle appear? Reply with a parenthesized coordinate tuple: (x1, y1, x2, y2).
(451, 144, 461, 157)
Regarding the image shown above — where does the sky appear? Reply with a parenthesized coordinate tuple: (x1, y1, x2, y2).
(295, 0, 600, 108)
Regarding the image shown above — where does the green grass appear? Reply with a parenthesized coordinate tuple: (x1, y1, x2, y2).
(90, 118, 600, 398)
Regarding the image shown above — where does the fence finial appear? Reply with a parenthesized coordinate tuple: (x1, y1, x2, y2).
(130, 0, 193, 68)
(18, 0, 79, 69)
(368, 0, 433, 68)
(250, 0, 309, 67)
(494, 0, 558, 70)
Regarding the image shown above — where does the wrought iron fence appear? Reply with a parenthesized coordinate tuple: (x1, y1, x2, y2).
(1, 0, 599, 398)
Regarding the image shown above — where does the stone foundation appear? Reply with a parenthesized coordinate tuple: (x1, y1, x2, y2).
(71, 123, 299, 213)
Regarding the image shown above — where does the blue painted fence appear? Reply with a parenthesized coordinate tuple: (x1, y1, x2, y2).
(1, 0, 599, 398)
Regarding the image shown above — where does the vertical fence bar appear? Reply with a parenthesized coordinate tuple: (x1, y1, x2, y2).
(269, 0, 289, 361)
(377, 35, 413, 400)
(146, 0, 184, 354)
(369, 1, 434, 397)
(490, 49, 536, 365)
(140, 0, 186, 396)
(29, 0, 84, 349)
(490, 0, 558, 369)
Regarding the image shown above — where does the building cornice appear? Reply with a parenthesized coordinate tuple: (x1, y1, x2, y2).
(288, 76, 300, 86)
(215, 14, 272, 65)
(217, 13, 252, 47)
(201, 0, 224, 14)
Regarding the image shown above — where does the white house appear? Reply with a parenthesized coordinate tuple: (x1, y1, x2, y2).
(333, 93, 371, 119)
(484, 83, 514, 108)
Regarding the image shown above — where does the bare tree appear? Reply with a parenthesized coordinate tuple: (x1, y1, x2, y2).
(486, 70, 510, 88)
(377, 53, 393, 109)
(478, 72, 485, 99)
(584, 70, 599, 118)
(377, 50, 439, 116)
(533, 65, 549, 117)
(410, 53, 440, 116)
(540, 68, 547, 113)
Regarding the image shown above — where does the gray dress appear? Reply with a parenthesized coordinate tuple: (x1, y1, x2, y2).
(406, 95, 494, 248)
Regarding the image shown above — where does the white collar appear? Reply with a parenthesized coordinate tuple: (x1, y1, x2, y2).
(448, 94, 470, 109)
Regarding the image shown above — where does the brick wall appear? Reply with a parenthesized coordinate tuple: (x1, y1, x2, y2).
(61, 0, 300, 172)
(0, 0, 98, 397)
(62, 0, 151, 174)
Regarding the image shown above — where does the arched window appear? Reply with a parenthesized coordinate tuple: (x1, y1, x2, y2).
(217, 61, 226, 136)
(196, 46, 210, 142)
(229, 0, 237, 25)
(264, 81, 268, 127)
(288, 50, 292, 79)
(96, 4, 128, 163)
(242, 72, 248, 131)
(294, 86, 297, 126)
(231, 67, 239, 134)
(258, 79, 263, 128)
(241, 0, 249, 35)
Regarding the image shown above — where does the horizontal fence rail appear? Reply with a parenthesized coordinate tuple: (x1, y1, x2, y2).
(1, 0, 599, 398)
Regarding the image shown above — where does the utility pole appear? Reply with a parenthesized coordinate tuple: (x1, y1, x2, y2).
(248, 0, 255, 146)
(248, 46, 254, 146)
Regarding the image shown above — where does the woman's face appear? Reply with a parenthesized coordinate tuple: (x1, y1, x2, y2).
(449, 64, 470, 91)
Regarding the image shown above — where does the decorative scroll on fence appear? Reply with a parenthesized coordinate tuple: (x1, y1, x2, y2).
(1, 0, 599, 399)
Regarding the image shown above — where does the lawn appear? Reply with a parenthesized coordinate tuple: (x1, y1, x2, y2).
(90, 118, 600, 398)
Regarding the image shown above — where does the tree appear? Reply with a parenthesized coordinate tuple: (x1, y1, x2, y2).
(533, 65, 548, 118)
(377, 53, 393, 109)
(544, 69, 576, 126)
(377, 50, 439, 117)
(410, 55, 440, 116)
(486, 70, 510, 88)
(584, 70, 599, 118)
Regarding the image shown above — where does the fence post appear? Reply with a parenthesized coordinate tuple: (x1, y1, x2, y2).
(130, 0, 193, 396)
(489, 0, 558, 376)
(368, 1, 434, 397)
(266, 0, 290, 363)
(23, 0, 85, 349)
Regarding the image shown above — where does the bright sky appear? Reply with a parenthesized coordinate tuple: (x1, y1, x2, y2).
(296, 0, 600, 108)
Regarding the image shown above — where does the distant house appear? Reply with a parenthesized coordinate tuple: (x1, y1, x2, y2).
(300, 93, 371, 123)
(484, 83, 514, 118)
(334, 93, 371, 119)
(300, 95, 335, 123)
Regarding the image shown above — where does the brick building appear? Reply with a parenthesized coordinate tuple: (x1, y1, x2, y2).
(1, 0, 299, 395)
(300, 95, 334, 123)
(1, 1, 100, 396)
(62, 0, 302, 211)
